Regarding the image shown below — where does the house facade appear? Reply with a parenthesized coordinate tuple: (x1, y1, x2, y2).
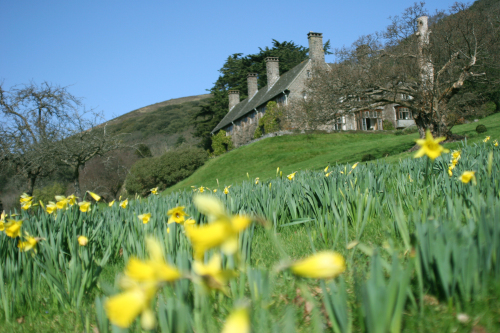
(211, 32, 415, 146)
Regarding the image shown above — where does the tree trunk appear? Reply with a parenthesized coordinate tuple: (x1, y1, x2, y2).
(26, 174, 37, 196)
(73, 166, 81, 198)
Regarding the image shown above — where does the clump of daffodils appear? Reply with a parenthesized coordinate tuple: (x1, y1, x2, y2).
(448, 150, 461, 176)
(20, 193, 34, 210)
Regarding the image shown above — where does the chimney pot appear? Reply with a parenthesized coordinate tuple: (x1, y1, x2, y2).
(307, 32, 325, 63)
(228, 90, 240, 111)
(247, 73, 258, 99)
(265, 57, 279, 90)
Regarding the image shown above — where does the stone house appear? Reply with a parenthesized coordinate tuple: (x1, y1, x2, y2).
(211, 32, 415, 145)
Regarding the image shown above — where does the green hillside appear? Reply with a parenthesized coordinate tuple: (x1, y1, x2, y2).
(107, 94, 211, 148)
(167, 113, 500, 193)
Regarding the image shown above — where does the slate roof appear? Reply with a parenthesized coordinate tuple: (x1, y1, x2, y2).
(211, 60, 310, 133)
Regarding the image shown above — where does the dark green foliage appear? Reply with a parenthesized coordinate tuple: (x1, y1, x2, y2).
(175, 135, 186, 147)
(110, 100, 206, 139)
(125, 146, 208, 195)
(211, 130, 234, 156)
(382, 120, 395, 130)
(33, 182, 67, 204)
(134, 143, 152, 158)
(402, 126, 418, 134)
(476, 124, 487, 133)
(257, 101, 283, 135)
(254, 126, 263, 139)
(361, 154, 376, 162)
(394, 130, 404, 136)
(194, 39, 324, 150)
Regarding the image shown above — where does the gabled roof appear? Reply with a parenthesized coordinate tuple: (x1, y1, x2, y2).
(212, 60, 310, 133)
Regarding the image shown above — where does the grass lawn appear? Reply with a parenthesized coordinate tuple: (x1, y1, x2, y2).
(167, 113, 500, 194)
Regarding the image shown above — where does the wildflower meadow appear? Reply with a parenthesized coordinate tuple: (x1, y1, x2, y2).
(1, 134, 500, 332)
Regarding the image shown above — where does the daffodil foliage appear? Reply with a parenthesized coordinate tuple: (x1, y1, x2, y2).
(1, 139, 500, 331)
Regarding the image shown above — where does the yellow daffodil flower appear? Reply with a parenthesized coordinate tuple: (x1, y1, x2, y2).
(224, 186, 230, 195)
(414, 130, 449, 161)
(185, 218, 196, 226)
(21, 200, 32, 210)
(120, 199, 128, 209)
(290, 251, 346, 279)
(124, 238, 181, 283)
(78, 235, 89, 246)
(287, 172, 297, 180)
(45, 201, 57, 214)
(87, 191, 101, 202)
(352, 162, 359, 169)
(452, 150, 461, 160)
(4, 219, 23, 238)
(56, 197, 69, 210)
(213, 189, 217, 193)
(494, 140, 498, 147)
(448, 167, 453, 177)
(17, 232, 41, 253)
(198, 186, 205, 193)
(186, 195, 252, 259)
(193, 254, 238, 292)
(167, 206, 187, 224)
(222, 308, 250, 333)
(255, 177, 259, 185)
(20, 193, 32, 203)
(109, 200, 115, 207)
(324, 166, 329, 173)
(67, 194, 78, 206)
(138, 213, 152, 224)
(325, 171, 332, 177)
(150, 187, 158, 195)
(105, 282, 157, 330)
(459, 171, 476, 184)
(78, 201, 91, 212)
(483, 136, 491, 143)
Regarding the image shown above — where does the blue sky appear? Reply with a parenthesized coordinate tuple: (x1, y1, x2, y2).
(1, 0, 461, 121)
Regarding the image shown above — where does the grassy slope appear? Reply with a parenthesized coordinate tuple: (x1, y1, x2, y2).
(167, 113, 500, 192)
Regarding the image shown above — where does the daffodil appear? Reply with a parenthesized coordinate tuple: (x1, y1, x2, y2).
(4, 219, 23, 238)
(120, 199, 128, 209)
(138, 213, 151, 224)
(222, 308, 250, 333)
(105, 282, 157, 330)
(56, 197, 69, 210)
(325, 171, 332, 177)
(46, 201, 57, 214)
(494, 140, 498, 147)
(414, 130, 449, 161)
(448, 167, 453, 177)
(21, 200, 32, 210)
(255, 177, 259, 185)
(87, 191, 101, 202)
(20, 193, 32, 203)
(0, 211, 5, 231)
(459, 171, 476, 184)
(199, 186, 205, 193)
(223, 186, 230, 195)
(67, 194, 78, 206)
(290, 251, 346, 279)
(324, 166, 329, 173)
(287, 172, 297, 180)
(78, 201, 91, 212)
(186, 195, 252, 259)
(78, 235, 89, 246)
(213, 189, 217, 193)
(185, 218, 196, 226)
(193, 254, 237, 292)
(124, 237, 181, 283)
(17, 231, 41, 253)
(150, 187, 158, 195)
(483, 136, 491, 143)
(167, 206, 187, 224)
(352, 162, 359, 169)
(109, 200, 115, 207)
(451, 150, 461, 160)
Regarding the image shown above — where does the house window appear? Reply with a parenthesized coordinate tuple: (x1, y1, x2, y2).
(334, 117, 343, 131)
(399, 107, 412, 120)
(362, 118, 367, 131)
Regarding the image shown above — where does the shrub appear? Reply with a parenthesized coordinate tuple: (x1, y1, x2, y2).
(254, 126, 263, 139)
(211, 130, 234, 156)
(476, 124, 487, 133)
(258, 101, 284, 135)
(361, 154, 376, 162)
(382, 120, 395, 130)
(125, 146, 208, 195)
(135, 143, 152, 158)
(402, 125, 418, 134)
(394, 130, 404, 136)
(34, 182, 67, 203)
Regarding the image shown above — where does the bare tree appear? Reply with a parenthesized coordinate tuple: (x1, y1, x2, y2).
(299, 2, 499, 138)
(0, 82, 77, 195)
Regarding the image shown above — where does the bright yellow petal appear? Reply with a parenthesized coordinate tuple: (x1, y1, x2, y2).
(222, 308, 250, 333)
(291, 251, 346, 279)
(105, 288, 148, 328)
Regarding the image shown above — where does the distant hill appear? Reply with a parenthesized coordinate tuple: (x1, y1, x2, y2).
(106, 94, 211, 154)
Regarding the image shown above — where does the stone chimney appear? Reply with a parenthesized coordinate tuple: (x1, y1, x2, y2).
(308, 32, 325, 63)
(265, 57, 279, 90)
(247, 73, 258, 99)
(228, 90, 240, 111)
